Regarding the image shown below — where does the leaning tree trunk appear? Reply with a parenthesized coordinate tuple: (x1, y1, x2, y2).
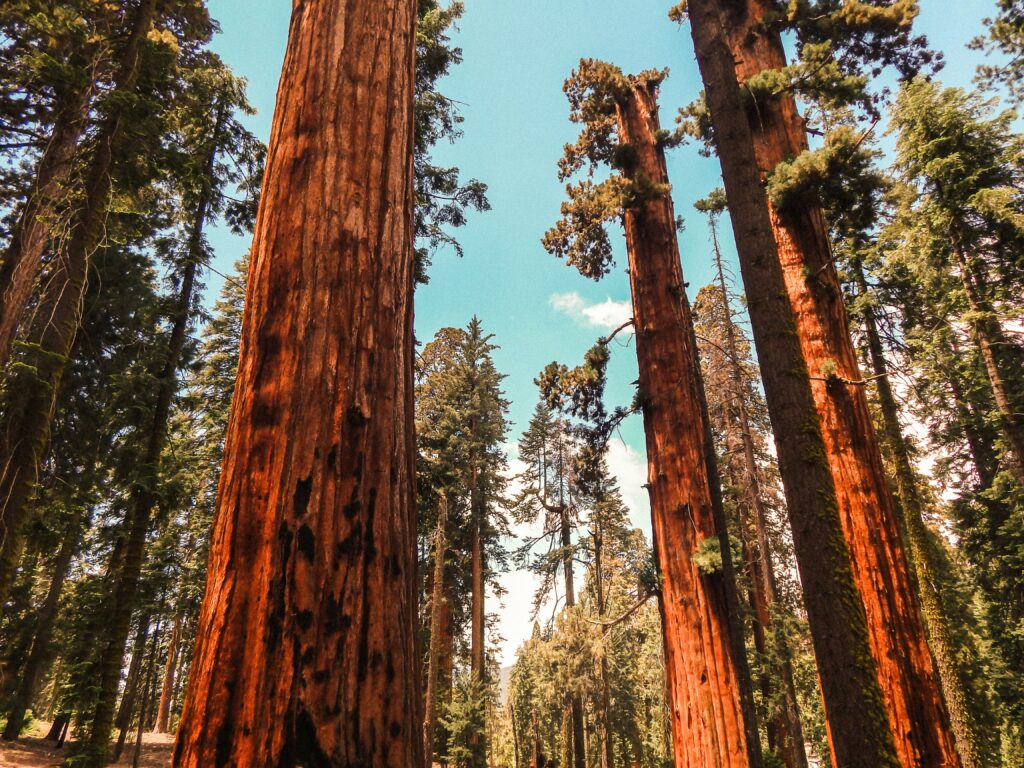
(615, 73, 761, 768)
(81, 106, 223, 768)
(686, 2, 900, 766)
(0, 84, 93, 367)
(0, 0, 158, 608)
(424, 494, 449, 764)
(851, 260, 1000, 768)
(171, 0, 421, 765)
(692, 2, 961, 766)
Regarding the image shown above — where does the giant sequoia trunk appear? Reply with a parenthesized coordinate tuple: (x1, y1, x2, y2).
(171, 0, 421, 765)
(0, 0, 158, 607)
(81, 105, 223, 768)
(615, 73, 760, 768)
(686, 3, 900, 766)
(690, 2, 960, 766)
(0, 84, 92, 367)
(851, 261, 999, 768)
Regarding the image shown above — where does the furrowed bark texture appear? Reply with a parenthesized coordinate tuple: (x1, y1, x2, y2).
(710, 3, 960, 765)
(0, 0, 158, 608)
(685, 3, 901, 766)
(172, 0, 421, 765)
(616, 74, 759, 768)
(0, 84, 92, 367)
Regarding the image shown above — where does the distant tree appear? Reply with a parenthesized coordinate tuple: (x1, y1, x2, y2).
(542, 58, 761, 768)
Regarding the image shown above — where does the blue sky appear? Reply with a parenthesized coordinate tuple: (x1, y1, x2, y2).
(202, 0, 1006, 664)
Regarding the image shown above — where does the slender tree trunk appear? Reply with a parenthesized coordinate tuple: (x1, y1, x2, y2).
(852, 260, 999, 768)
(593, 525, 615, 768)
(424, 494, 449, 764)
(561, 504, 585, 768)
(46, 713, 70, 744)
(172, 0, 421, 764)
(82, 108, 222, 768)
(2, 518, 81, 739)
(949, 242, 1024, 485)
(706, 4, 962, 765)
(686, 3, 900, 766)
(0, 0, 158, 607)
(614, 72, 760, 768)
(155, 611, 183, 734)
(114, 616, 154, 762)
(711, 223, 808, 768)
(0, 83, 93, 367)
(43, 655, 63, 721)
(470, 459, 486, 685)
(132, 620, 162, 768)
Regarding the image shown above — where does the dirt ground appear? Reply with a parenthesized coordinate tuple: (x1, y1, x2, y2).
(0, 723, 173, 767)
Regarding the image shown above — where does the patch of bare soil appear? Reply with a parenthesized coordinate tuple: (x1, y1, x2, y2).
(0, 724, 173, 768)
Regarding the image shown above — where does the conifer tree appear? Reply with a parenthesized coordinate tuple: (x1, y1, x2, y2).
(512, 401, 586, 768)
(172, 0, 422, 763)
(543, 58, 761, 768)
(416, 320, 510, 768)
(680, 2, 958, 764)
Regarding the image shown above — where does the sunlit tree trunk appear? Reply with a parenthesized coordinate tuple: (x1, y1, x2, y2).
(686, 3, 900, 765)
(172, 0, 420, 764)
(156, 611, 183, 734)
(616, 73, 761, 768)
(689, 2, 960, 765)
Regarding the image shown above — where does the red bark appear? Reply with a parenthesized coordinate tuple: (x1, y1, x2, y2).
(711, 3, 960, 765)
(685, 3, 901, 765)
(172, 0, 421, 765)
(616, 73, 760, 768)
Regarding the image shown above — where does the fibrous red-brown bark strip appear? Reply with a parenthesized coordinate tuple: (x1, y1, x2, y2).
(616, 74, 759, 768)
(172, 0, 420, 765)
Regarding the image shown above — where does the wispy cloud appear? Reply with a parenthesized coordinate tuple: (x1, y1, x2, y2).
(549, 291, 631, 331)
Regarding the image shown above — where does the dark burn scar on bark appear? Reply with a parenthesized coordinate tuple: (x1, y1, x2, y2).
(343, 498, 360, 519)
(334, 522, 361, 562)
(297, 523, 315, 562)
(326, 443, 337, 469)
(252, 402, 278, 428)
(346, 405, 369, 427)
(293, 476, 312, 517)
(296, 609, 314, 630)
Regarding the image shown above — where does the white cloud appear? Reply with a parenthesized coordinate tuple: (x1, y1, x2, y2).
(549, 291, 632, 331)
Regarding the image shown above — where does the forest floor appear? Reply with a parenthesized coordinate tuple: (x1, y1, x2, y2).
(0, 722, 173, 767)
